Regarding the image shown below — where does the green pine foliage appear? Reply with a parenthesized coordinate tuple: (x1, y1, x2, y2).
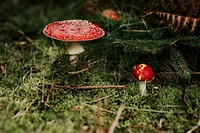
(170, 48, 191, 80)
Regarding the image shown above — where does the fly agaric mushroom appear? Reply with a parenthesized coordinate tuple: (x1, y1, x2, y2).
(132, 64, 154, 95)
(102, 9, 119, 21)
(43, 20, 105, 64)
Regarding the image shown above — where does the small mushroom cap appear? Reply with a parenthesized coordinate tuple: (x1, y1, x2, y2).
(132, 64, 154, 82)
(102, 9, 119, 21)
(43, 20, 105, 42)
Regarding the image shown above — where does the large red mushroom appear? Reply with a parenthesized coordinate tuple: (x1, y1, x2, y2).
(132, 64, 154, 95)
(43, 20, 105, 64)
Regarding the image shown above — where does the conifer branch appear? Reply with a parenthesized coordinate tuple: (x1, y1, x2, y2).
(170, 48, 191, 79)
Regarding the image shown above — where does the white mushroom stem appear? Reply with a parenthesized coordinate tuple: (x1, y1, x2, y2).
(66, 42, 85, 64)
(139, 81, 147, 96)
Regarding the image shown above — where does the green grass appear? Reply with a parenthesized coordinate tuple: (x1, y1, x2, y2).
(0, 1, 200, 133)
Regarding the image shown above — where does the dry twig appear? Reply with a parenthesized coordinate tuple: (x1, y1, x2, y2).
(97, 96, 103, 133)
(17, 29, 43, 51)
(54, 85, 126, 90)
(186, 119, 200, 133)
(66, 59, 105, 74)
(156, 118, 163, 133)
(45, 80, 56, 107)
(108, 105, 125, 133)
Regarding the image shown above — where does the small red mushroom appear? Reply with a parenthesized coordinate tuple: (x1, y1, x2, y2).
(102, 9, 119, 21)
(43, 20, 105, 64)
(132, 64, 154, 95)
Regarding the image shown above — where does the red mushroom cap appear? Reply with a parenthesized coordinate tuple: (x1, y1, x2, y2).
(132, 64, 154, 82)
(102, 9, 119, 21)
(43, 20, 105, 42)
